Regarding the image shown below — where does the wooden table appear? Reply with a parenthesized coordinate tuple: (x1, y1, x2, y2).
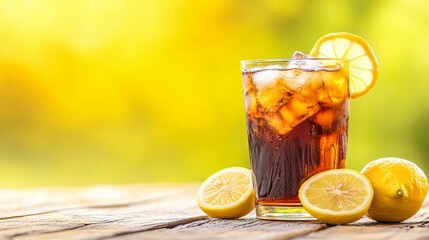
(0, 184, 428, 240)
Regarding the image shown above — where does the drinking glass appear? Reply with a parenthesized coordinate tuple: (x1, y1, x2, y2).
(241, 58, 349, 220)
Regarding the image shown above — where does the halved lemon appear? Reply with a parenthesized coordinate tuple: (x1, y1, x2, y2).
(197, 167, 255, 219)
(310, 32, 379, 98)
(298, 169, 374, 225)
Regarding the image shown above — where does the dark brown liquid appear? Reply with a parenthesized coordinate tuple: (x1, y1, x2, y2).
(247, 107, 348, 205)
(243, 69, 349, 206)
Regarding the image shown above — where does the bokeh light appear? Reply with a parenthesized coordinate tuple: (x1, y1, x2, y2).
(0, 0, 428, 187)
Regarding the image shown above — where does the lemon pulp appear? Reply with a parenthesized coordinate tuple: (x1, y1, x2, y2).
(310, 32, 379, 98)
(299, 169, 374, 225)
(197, 167, 255, 219)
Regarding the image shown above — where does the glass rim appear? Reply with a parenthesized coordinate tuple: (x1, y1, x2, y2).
(241, 58, 348, 65)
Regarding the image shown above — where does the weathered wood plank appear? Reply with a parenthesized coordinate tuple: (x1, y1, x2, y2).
(0, 184, 328, 240)
(0, 184, 194, 219)
(112, 193, 429, 240)
(110, 218, 327, 240)
(296, 223, 429, 240)
(0, 184, 427, 240)
(0, 185, 207, 240)
(293, 198, 429, 240)
(112, 211, 429, 240)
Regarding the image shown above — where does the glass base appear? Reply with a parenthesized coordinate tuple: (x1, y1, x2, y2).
(255, 204, 315, 220)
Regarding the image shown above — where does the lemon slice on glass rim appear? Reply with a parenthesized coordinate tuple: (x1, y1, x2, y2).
(310, 32, 379, 98)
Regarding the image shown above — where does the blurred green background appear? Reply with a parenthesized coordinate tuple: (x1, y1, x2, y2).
(1, 0, 428, 187)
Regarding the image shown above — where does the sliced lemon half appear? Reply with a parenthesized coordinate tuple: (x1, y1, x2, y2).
(197, 167, 255, 219)
(310, 32, 379, 98)
(298, 169, 374, 225)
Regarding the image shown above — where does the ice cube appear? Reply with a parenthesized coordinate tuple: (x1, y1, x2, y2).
(279, 97, 319, 129)
(291, 72, 312, 90)
(288, 51, 322, 71)
(279, 70, 320, 92)
(256, 85, 290, 112)
(278, 105, 295, 126)
(314, 100, 348, 132)
(288, 59, 323, 70)
(265, 113, 291, 135)
(317, 72, 348, 107)
(292, 51, 312, 59)
(242, 72, 254, 95)
(314, 109, 335, 129)
(252, 70, 280, 90)
(244, 90, 258, 114)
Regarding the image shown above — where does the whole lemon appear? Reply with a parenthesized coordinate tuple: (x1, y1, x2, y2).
(361, 157, 428, 222)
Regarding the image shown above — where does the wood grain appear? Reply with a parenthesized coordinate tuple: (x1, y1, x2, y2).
(0, 184, 427, 240)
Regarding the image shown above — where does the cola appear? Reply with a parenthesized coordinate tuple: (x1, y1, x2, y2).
(241, 59, 349, 218)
